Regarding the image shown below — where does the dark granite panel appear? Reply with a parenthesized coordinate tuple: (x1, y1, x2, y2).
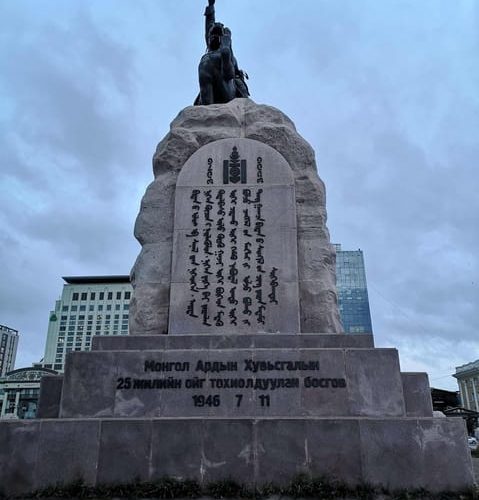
(36, 420, 100, 488)
(97, 420, 152, 484)
(345, 349, 405, 416)
(401, 372, 433, 417)
(37, 375, 64, 418)
(359, 418, 474, 491)
(150, 419, 203, 480)
(0, 421, 41, 496)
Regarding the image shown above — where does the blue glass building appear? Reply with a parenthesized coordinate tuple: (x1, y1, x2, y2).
(334, 244, 373, 334)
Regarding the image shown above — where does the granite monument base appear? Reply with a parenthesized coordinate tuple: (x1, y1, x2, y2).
(0, 416, 473, 497)
(0, 333, 473, 496)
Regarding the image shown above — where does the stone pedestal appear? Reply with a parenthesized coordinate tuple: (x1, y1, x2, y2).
(0, 100, 473, 496)
(1, 333, 474, 495)
(130, 99, 343, 335)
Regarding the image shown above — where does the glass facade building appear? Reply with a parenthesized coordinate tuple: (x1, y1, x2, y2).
(41, 276, 133, 372)
(335, 245, 373, 334)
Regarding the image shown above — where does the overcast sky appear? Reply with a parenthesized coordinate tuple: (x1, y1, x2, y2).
(1, 0, 478, 391)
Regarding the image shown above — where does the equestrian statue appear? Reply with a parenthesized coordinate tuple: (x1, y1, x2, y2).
(195, 0, 250, 105)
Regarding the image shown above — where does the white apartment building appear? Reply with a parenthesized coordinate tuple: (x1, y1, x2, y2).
(0, 325, 19, 376)
(454, 359, 479, 412)
(41, 276, 132, 372)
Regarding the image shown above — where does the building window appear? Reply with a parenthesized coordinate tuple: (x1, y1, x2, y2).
(116, 292, 122, 300)
(107, 305, 112, 311)
(125, 291, 131, 300)
(99, 292, 104, 300)
(71, 305, 78, 312)
(108, 292, 113, 300)
(90, 292, 96, 300)
(79, 305, 86, 311)
(115, 305, 121, 311)
(72, 293, 79, 301)
(123, 304, 129, 310)
(62, 306, 68, 312)
(98, 305, 103, 311)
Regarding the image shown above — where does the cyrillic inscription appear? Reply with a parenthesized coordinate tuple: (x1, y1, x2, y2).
(116, 357, 347, 412)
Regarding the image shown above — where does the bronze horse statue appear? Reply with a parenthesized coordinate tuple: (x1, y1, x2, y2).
(195, 0, 249, 105)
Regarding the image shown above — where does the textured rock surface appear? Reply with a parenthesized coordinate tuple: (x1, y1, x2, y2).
(130, 98, 342, 334)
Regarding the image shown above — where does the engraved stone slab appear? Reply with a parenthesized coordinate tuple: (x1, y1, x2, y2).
(59, 348, 405, 419)
(169, 138, 300, 334)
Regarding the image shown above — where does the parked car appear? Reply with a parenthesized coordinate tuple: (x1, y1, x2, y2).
(468, 437, 478, 451)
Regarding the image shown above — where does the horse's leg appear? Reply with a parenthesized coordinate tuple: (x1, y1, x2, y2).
(220, 47, 235, 82)
(200, 81, 214, 105)
(216, 79, 236, 103)
(199, 64, 215, 105)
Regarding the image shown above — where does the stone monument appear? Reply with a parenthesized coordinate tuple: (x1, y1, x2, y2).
(0, 2, 474, 497)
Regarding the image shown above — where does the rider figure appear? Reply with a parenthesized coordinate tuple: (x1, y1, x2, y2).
(195, 0, 249, 105)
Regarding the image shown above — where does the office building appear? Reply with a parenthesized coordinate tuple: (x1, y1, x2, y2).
(335, 245, 373, 334)
(41, 276, 132, 372)
(0, 325, 19, 376)
(454, 360, 479, 412)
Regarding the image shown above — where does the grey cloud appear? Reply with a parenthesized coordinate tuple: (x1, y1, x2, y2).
(1, 9, 138, 194)
(1, 0, 478, 384)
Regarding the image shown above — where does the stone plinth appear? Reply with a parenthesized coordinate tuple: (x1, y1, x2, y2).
(91, 333, 375, 351)
(0, 417, 472, 497)
(36, 374, 64, 419)
(58, 346, 406, 419)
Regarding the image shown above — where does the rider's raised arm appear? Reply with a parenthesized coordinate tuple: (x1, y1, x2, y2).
(204, 0, 215, 46)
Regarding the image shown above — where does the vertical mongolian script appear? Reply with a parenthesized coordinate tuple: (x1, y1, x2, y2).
(170, 138, 300, 334)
